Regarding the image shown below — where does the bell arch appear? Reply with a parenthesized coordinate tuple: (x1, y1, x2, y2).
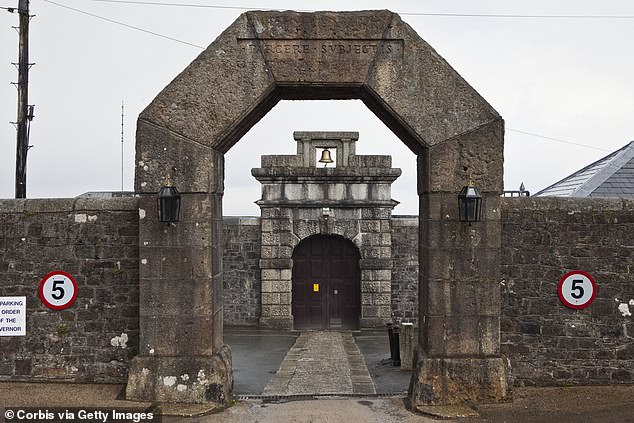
(128, 10, 506, 406)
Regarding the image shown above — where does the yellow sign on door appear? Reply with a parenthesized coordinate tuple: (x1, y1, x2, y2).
(313, 283, 319, 292)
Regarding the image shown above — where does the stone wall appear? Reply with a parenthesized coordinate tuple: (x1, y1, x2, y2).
(501, 197, 634, 386)
(391, 216, 419, 323)
(3, 196, 633, 387)
(226, 198, 634, 386)
(223, 217, 261, 326)
(0, 198, 139, 383)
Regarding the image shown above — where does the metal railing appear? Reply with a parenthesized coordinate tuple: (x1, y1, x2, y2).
(502, 183, 530, 197)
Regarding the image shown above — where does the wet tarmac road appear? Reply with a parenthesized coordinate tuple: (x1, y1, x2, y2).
(224, 327, 298, 395)
(225, 327, 410, 396)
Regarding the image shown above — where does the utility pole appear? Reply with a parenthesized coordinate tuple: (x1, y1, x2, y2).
(121, 100, 124, 192)
(13, 0, 33, 198)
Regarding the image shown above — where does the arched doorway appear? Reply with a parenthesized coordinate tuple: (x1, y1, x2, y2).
(292, 235, 360, 330)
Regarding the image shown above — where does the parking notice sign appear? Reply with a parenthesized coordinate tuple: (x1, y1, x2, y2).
(39, 270, 78, 310)
(0, 296, 26, 336)
(558, 270, 597, 310)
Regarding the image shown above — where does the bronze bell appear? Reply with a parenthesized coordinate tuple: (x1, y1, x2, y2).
(318, 148, 334, 166)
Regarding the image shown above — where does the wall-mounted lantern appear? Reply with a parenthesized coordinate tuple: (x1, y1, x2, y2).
(458, 179, 483, 223)
(157, 178, 181, 223)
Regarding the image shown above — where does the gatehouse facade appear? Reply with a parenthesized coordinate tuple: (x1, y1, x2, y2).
(253, 131, 400, 330)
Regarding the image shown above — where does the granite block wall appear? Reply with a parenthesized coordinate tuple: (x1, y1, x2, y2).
(390, 216, 419, 323)
(501, 197, 634, 386)
(222, 217, 261, 326)
(2, 197, 633, 387)
(0, 198, 139, 383)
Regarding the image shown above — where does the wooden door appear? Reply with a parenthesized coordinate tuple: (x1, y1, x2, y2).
(292, 235, 360, 330)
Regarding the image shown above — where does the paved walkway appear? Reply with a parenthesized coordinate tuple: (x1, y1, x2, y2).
(263, 331, 376, 395)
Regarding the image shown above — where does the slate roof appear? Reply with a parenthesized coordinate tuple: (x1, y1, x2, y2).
(534, 141, 634, 198)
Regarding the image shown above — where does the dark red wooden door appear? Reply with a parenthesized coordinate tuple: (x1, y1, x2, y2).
(292, 235, 360, 330)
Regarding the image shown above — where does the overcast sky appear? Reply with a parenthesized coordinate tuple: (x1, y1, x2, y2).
(1, 0, 633, 215)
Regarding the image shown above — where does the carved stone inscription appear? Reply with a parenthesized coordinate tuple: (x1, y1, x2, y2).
(239, 39, 403, 60)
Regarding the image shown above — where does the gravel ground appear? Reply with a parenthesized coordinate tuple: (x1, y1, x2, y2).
(165, 385, 634, 423)
(2, 382, 634, 423)
(165, 397, 434, 423)
(471, 385, 634, 423)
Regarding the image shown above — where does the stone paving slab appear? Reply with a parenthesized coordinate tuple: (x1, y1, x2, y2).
(263, 331, 376, 396)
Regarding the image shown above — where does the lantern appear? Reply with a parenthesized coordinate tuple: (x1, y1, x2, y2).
(458, 181, 483, 223)
(157, 181, 181, 223)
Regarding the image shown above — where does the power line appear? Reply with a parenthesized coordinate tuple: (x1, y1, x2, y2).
(88, 0, 634, 19)
(400, 11, 634, 19)
(507, 128, 611, 152)
(40, 0, 634, 53)
(35, 1, 625, 156)
(91, 0, 255, 11)
(42, 0, 205, 48)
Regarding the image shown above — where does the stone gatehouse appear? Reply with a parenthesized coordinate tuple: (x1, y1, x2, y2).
(222, 214, 419, 328)
(221, 128, 419, 329)
(252, 131, 400, 329)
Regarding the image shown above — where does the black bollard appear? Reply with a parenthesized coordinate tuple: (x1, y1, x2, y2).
(393, 325, 401, 367)
(387, 322, 395, 363)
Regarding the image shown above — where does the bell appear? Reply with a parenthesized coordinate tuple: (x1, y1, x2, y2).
(318, 148, 334, 166)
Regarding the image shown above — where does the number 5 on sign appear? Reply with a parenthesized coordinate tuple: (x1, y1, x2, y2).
(39, 271, 78, 310)
(558, 271, 597, 310)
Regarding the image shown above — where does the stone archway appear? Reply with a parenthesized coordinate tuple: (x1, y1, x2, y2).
(127, 10, 507, 406)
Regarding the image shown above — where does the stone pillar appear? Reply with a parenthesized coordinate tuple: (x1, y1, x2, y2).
(409, 120, 508, 406)
(259, 266, 293, 329)
(400, 322, 415, 370)
(359, 208, 394, 327)
(127, 126, 232, 403)
(258, 207, 294, 329)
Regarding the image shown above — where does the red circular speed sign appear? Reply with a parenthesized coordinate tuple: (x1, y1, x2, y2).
(39, 270, 78, 310)
(558, 270, 596, 310)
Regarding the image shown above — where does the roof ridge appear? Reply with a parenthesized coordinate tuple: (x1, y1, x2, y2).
(571, 141, 634, 196)
(535, 141, 634, 197)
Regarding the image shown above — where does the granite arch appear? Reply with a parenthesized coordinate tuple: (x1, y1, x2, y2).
(128, 10, 506, 407)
